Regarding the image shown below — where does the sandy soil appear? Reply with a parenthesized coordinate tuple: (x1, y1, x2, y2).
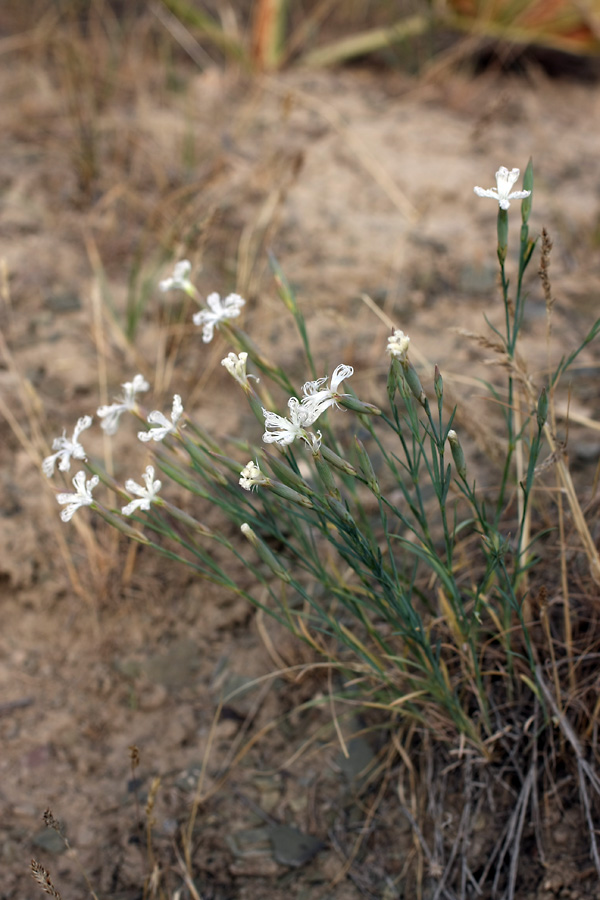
(1, 11, 600, 900)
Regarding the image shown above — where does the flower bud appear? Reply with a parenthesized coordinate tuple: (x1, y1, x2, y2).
(320, 445, 358, 477)
(162, 502, 215, 537)
(241, 523, 291, 582)
(536, 387, 548, 431)
(337, 395, 382, 416)
(313, 449, 341, 500)
(403, 361, 427, 407)
(434, 365, 443, 402)
(448, 429, 467, 481)
(269, 481, 314, 508)
(521, 158, 533, 225)
(326, 496, 357, 531)
(354, 438, 380, 497)
(182, 439, 227, 485)
(262, 451, 314, 495)
(95, 508, 151, 544)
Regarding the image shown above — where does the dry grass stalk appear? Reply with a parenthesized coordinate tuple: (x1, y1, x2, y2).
(144, 776, 162, 898)
(454, 326, 506, 356)
(536, 666, 600, 877)
(39, 808, 100, 900)
(251, 0, 286, 70)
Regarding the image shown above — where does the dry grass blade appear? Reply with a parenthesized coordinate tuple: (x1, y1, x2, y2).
(300, 15, 431, 68)
(328, 741, 397, 891)
(445, 1, 600, 55)
(432, 756, 474, 900)
(251, 0, 287, 70)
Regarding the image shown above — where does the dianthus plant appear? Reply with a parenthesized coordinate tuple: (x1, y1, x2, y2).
(44, 161, 600, 748)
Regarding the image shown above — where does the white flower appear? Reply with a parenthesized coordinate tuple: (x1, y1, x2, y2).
(387, 330, 410, 361)
(193, 292, 245, 342)
(262, 397, 320, 448)
(221, 351, 252, 386)
(97, 374, 150, 435)
(300, 364, 354, 420)
(160, 260, 194, 293)
(138, 395, 183, 442)
(57, 471, 99, 522)
(474, 167, 531, 211)
(122, 465, 162, 515)
(43, 415, 93, 477)
(239, 460, 269, 491)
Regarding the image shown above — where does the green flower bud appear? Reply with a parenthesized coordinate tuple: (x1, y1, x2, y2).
(338, 396, 382, 416)
(95, 507, 151, 543)
(354, 437, 380, 497)
(269, 481, 314, 508)
(262, 451, 314, 495)
(387, 357, 401, 402)
(326, 496, 357, 531)
(162, 501, 215, 537)
(321, 445, 358, 476)
(241, 523, 291, 582)
(536, 386, 548, 431)
(313, 449, 341, 499)
(448, 429, 467, 481)
(403, 361, 427, 407)
(182, 438, 227, 485)
(434, 365, 443, 402)
(521, 158, 533, 225)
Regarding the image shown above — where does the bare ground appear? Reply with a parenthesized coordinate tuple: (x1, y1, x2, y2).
(1, 11, 600, 899)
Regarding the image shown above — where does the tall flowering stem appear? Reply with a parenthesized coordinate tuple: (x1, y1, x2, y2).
(475, 161, 535, 527)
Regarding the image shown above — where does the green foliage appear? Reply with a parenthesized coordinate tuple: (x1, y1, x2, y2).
(53, 162, 600, 749)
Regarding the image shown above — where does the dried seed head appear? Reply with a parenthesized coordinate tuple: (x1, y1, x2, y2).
(145, 775, 161, 821)
(43, 809, 62, 834)
(30, 859, 62, 899)
(129, 744, 140, 771)
(539, 227, 554, 311)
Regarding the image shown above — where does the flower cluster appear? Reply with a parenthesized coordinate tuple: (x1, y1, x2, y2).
(261, 364, 354, 451)
(300, 364, 353, 419)
(387, 330, 410, 362)
(262, 397, 317, 448)
(46, 165, 523, 525)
